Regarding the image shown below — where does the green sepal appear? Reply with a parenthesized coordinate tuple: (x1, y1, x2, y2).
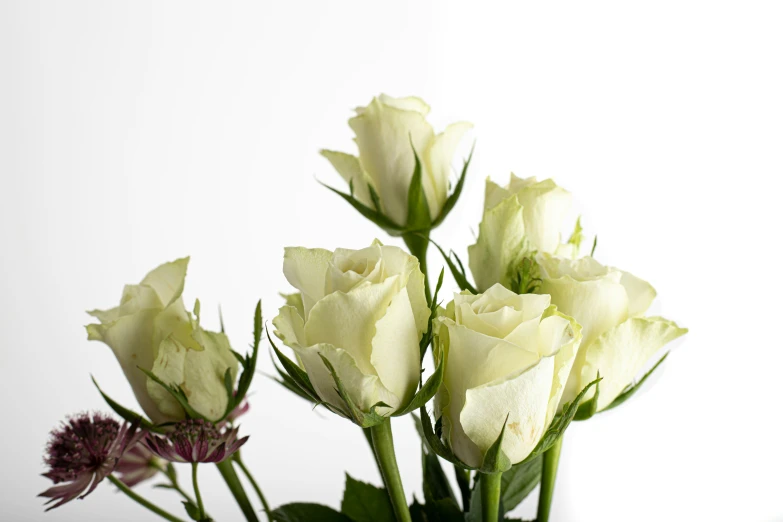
(182, 500, 203, 521)
(139, 367, 206, 421)
(340, 474, 395, 522)
(523, 376, 602, 463)
(319, 180, 405, 236)
(591, 236, 598, 257)
(603, 352, 669, 412)
(418, 406, 473, 470)
(406, 143, 433, 231)
(267, 329, 320, 403)
(574, 371, 601, 421)
(91, 376, 165, 433)
(500, 454, 542, 513)
(431, 143, 475, 228)
(218, 300, 262, 421)
(567, 217, 584, 248)
(431, 239, 477, 293)
(394, 354, 444, 417)
(268, 351, 317, 404)
(420, 268, 445, 360)
(480, 414, 512, 474)
(318, 353, 389, 428)
(273, 503, 353, 522)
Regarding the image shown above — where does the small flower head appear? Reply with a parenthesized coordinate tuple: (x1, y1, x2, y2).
(114, 442, 163, 488)
(39, 413, 143, 510)
(145, 419, 247, 464)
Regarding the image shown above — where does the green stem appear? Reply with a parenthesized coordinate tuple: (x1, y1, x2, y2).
(192, 463, 205, 520)
(479, 472, 502, 522)
(216, 459, 260, 522)
(454, 465, 471, 511)
(107, 475, 186, 522)
(536, 436, 564, 522)
(403, 232, 431, 304)
(370, 419, 412, 522)
(234, 454, 272, 521)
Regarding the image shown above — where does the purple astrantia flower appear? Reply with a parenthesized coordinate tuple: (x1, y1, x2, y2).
(114, 442, 163, 488)
(39, 413, 143, 511)
(226, 398, 250, 424)
(145, 419, 248, 464)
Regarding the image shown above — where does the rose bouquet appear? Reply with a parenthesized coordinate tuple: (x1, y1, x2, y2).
(39, 94, 686, 522)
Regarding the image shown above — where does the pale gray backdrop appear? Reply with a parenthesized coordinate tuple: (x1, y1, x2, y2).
(2, 1, 781, 521)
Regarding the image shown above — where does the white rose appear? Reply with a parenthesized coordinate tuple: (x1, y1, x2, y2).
(434, 284, 582, 468)
(469, 175, 577, 292)
(272, 241, 429, 415)
(321, 94, 473, 227)
(86, 258, 238, 423)
(537, 254, 688, 411)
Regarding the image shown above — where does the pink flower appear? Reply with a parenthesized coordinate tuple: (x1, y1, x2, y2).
(145, 419, 247, 464)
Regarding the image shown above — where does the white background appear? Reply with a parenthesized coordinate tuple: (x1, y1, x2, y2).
(2, 1, 781, 521)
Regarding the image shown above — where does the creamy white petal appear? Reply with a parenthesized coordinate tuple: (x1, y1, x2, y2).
(541, 308, 582, 424)
(320, 150, 375, 208)
(305, 276, 400, 376)
(283, 247, 332, 318)
(538, 275, 629, 347)
(87, 307, 165, 422)
(617, 270, 657, 317)
(424, 121, 473, 218)
(140, 257, 190, 307)
(581, 317, 688, 410)
(468, 195, 527, 292)
(460, 356, 554, 466)
(514, 179, 572, 254)
(484, 177, 513, 210)
(272, 304, 306, 348)
(376, 94, 431, 115)
(349, 97, 436, 226)
(370, 289, 420, 407)
(295, 343, 400, 414)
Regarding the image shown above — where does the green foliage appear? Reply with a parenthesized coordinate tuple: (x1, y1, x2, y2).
(603, 352, 670, 412)
(567, 217, 584, 248)
(318, 353, 389, 428)
(273, 503, 352, 522)
(500, 454, 542, 513)
(574, 372, 601, 421)
(420, 269, 445, 360)
(340, 474, 395, 522)
(140, 367, 206, 421)
(406, 144, 433, 231)
(91, 376, 165, 433)
(431, 239, 477, 293)
(509, 255, 542, 295)
(394, 354, 444, 417)
(431, 144, 475, 228)
(480, 415, 512, 474)
(268, 329, 320, 403)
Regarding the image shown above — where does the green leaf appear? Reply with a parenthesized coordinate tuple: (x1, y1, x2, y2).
(273, 503, 352, 522)
(268, 328, 319, 402)
(406, 142, 432, 231)
(480, 414, 512, 474)
(603, 352, 669, 412)
(432, 143, 475, 228)
(525, 377, 602, 462)
(500, 454, 542, 513)
(422, 451, 457, 506)
(91, 376, 165, 433)
(219, 301, 262, 421)
(182, 500, 201, 521)
(420, 269, 444, 360)
(567, 217, 583, 248)
(394, 353, 444, 417)
(418, 406, 468, 468)
(319, 180, 404, 236)
(430, 239, 477, 293)
(574, 372, 600, 421)
(341, 474, 395, 522)
(140, 368, 206, 421)
(319, 353, 388, 428)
